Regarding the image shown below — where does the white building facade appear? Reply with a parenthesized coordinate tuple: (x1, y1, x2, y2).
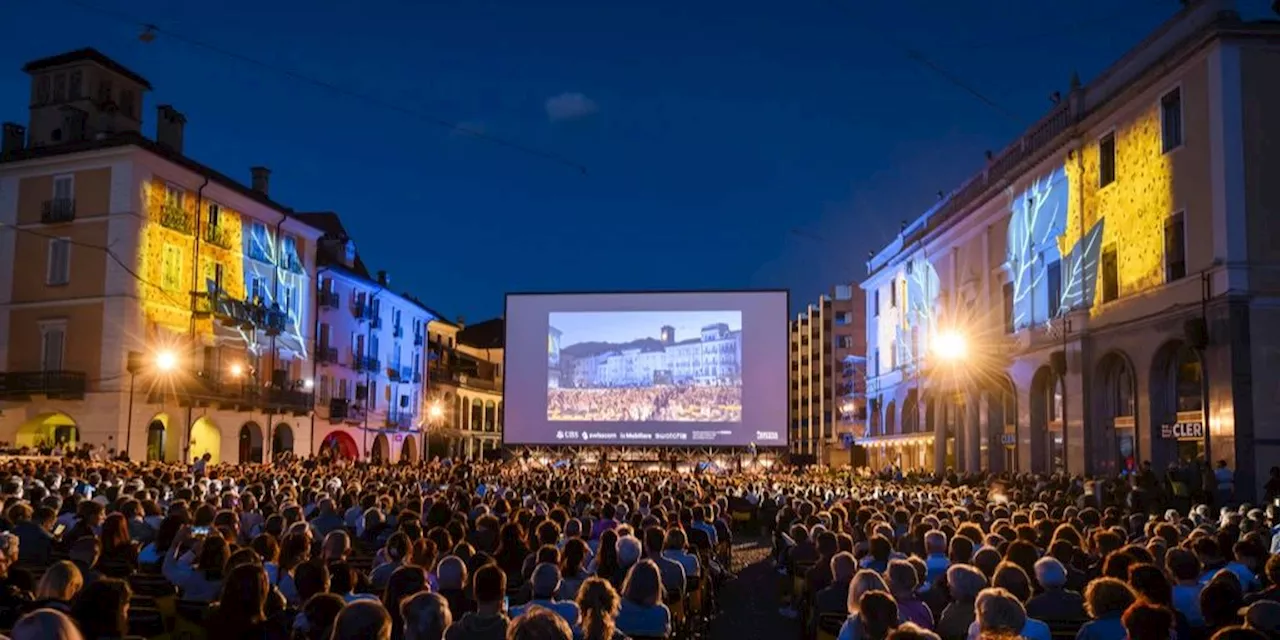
(860, 1, 1280, 500)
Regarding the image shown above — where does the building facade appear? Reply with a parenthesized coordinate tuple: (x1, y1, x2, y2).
(425, 318, 504, 459)
(0, 49, 324, 463)
(859, 1, 1280, 499)
(790, 284, 867, 462)
(302, 212, 436, 463)
(560, 323, 742, 388)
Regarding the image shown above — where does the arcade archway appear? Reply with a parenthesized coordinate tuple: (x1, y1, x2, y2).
(189, 416, 222, 464)
(372, 433, 390, 463)
(1096, 351, 1138, 475)
(272, 423, 294, 459)
(401, 435, 419, 463)
(320, 431, 358, 460)
(15, 412, 78, 448)
(238, 422, 264, 464)
(145, 413, 182, 462)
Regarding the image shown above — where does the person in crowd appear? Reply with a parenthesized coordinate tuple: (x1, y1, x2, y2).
(510, 562, 581, 629)
(333, 599, 393, 640)
(857, 590, 902, 640)
(96, 513, 137, 578)
(576, 576, 625, 640)
(816, 552, 858, 617)
(69, 577, 131, 640)
(1026, 557, 1086, 625)
(643, 526, 685, 597)
(435, 556, 475, 621)
(162, 525, 227, 601)
(297, 593, 345, 640)
(661, 528, 700, 581)
(11, 608, 84, 640)
(384, 564, 428, 640)
(370, 531, 411, 591)
(400, 592, 452, 640)
(936, 564, 987, 640)
(0, 531, 33, 626)
(1121, 601, 1176, 640)
(886, 558, 933, 629)
(1077, 578, 1137, 640)
(444, 563, 509, 640)
(615, 559, 671, 638)
(31, 560, 81, 613)
(208, 563, 287, 640)
(559, 538, 592, 601)
(508, 606, 575, 640)
(10, 504, 56, 568)
(837, 569, 892, 640)
(67, 536, 102, 586)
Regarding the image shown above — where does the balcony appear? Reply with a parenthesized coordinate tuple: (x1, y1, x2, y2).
(401, 367, 413, 382)
(392, 324, 404, 338)
(159, 204, 192, 234)
(426, 365, 499, 391)
(203, 224, 234, 250)
(413, 333, 424, 347)
(413, 371, 422, 384)
(317, 347, 339, 364)
(385, 413, 414, 429)
(41, 198, 76, 223)
(370, 315, 382, 330)
(388, 367, 402, 382)
(351, 355, 381, 373)
(352, 303, 372, 321)
(191, 290, 287, 336)
(318, 289, 340, 309)
(0, 371, 87, 400)
(281, 254, 304, 275)
(177, 375, 313, 416)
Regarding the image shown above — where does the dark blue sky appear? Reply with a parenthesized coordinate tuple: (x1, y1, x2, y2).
(3, 0, 1192, 321)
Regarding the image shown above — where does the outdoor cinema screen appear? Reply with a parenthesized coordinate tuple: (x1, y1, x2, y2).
(504, 291, 788, 447)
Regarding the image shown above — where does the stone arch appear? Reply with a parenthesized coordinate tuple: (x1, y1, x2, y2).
(1096, 350, 1139, 475)
(15, 412, 78, 448)
(1029, 365, 1062, 473)
(372, 433, 390, 463)
(272, 423, 294, 459)
(902, 389, 920, 434)
(454, 393, 464, 429)
(401, 435, 419, 463)
(884, 400, 896, 436)
(497, 401, 504, 430)
(470, 398, 483, 430)
(145, 412, 183, 462)
(320, 430, 359, 460)
(869, 396, 882, 436)
(238, 422, 264, 464)
(485, 400, 496, 432)
(189, 416, 222, 464)
(1149, 340, 1204, 469)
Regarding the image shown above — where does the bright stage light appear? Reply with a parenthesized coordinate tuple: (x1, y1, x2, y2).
(428, 403, 444, 419)
(155, 351, 178, 372)
(931, 330, 968, 362)
(304, 378, 314, 390)
(229, 363, 243, 378)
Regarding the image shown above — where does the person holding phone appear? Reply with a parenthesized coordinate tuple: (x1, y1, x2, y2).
(9, 503, 57, 567)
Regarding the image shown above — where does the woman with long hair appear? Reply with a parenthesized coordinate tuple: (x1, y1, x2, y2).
(615, 559, 671, 638)
(30, 561, 82, 613)
(97, 513, 137, 578)
(207, 563, 278, 639)
(11, 608, 84, 640)
(559, 538, 591, 601)
(493, 522, 530, 583)
(162, 526, 229, 601)
(837, 570, 892, 640)
(383, 565, 428, 640)
(70, 578, 131, 640)
(576, 576, 624, 640)
(592, 530, 622, 588)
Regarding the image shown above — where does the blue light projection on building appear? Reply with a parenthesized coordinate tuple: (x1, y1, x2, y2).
(896, 258, 940, 369)
(1006, 165, 1105, 331)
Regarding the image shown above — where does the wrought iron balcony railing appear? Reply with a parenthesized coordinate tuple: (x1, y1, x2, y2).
(177, 374, 313, 415)
(41, 198, 76, 223)
(203, 224, 234, 249)
(0, 371, 87, 400)
(317, 347, 339, 364)
(318, 290, 340, 309)
(159, 204, 192, 234)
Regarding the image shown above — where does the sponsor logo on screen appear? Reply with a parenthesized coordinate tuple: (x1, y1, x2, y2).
(756, 431, 780, 441)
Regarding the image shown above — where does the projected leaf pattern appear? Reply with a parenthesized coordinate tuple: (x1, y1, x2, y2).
(1006, 167, 1068, 331)
(1058, 218, 1106, 315)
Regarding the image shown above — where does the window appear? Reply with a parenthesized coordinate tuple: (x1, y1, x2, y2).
(250, 275, 266, 302)
(836, 335, 854, 349)
(46, 238, 71, 285)
(97, 79, 113, 104)
(890, 282, 897, 308)
(1165, 212, 1187, 282)
(202, 261, 223, 292)
(165, 184, 184, 209)
(1101, 245, 1119, 303)
(338, 379, 349, 400)
(1046, 260, 1062, 317)
(40, 322, 66, 372)
(889, 339, 898, 370)
(318, 374, 331, 404)
(120, 89, 135, 118)
(53, 175, 74, 202)
(318, 323, 331, 349)
(52, 73, 66, 101)
(161, 244, 182, 290)
(207, 203, 221, 228)
(36, 76, 50, 104)
(1099, 133, 1116, 187)
(282, 235, 298, 266)
(873, 348, 880, 377)
(1002, 281, 1015, 334)
(369, 382, 378, 410)
(873, 290, 880, 317)
(68, 71, 83, 99)
(1161, 88, 1183, 152)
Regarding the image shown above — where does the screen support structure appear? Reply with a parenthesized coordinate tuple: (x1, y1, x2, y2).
(503, 445, 783, 473)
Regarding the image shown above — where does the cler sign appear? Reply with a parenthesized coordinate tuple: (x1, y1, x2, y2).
(1160, 421, 1204, 440)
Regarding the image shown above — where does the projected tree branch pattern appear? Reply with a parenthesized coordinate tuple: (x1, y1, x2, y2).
(244, 225, 309, 360)
(896, 259, 939, 369)
(1006, 165, 1105, 331)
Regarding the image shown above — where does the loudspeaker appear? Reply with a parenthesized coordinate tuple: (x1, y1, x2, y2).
(1050, 350, 1067, 375)
(126, 351, 143, 375)
(1184, 317, 1208, 349)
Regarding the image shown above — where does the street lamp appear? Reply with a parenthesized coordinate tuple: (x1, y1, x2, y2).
(426, 402, 444, 461)
(125, 349, 178, 460)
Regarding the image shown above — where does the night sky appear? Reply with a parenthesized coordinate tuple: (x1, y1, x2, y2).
(4, 0, 1218, 322)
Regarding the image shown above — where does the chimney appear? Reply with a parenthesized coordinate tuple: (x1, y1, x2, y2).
(155, 105, 186, 153)
(1, 123, 25, 156)
(456, 315, 466, 330)
(251, 166, 271, 196)
(377, 270, 389, 286)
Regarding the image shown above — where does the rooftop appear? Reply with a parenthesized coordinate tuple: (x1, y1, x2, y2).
(458, 318, 504, 350)
(22, 47, 153, 90)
